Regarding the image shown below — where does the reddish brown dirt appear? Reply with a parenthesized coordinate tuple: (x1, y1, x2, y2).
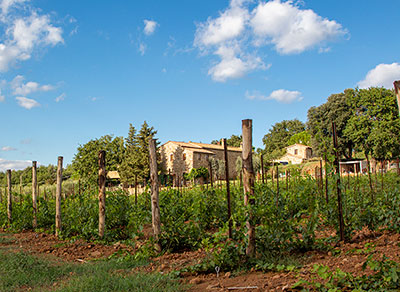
(1, 228, 400, 291)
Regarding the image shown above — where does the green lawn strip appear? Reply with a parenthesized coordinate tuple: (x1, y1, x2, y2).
(0, 248, 185, 292)
(52, 257, 186, 292)
(53, 271, 185, 292)
(0, 249, 73, 292)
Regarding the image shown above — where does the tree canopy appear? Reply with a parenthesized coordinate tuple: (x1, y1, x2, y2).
(211, 134, 242, 147)
(72, 135, 125, 185)
(307, 91, 354, 159)
(344, 87, 400, 160)
(262, 119, 305, 160)
(119, 121, 158, 185)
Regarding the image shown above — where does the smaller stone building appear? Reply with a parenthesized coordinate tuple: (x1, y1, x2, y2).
(160, 141, 242, 180)
(275, 143, 313, 164)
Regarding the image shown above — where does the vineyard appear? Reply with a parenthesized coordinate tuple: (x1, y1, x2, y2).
(1, 166, 400, 291)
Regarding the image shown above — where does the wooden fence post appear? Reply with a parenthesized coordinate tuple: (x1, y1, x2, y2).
(149, 138, 161, 251)
(7, 169, 12, 223)
(319, 159, 323, 194)
(394, 81, 400, 116)
(134, 174, 138, 205)
(223, 138, 233, 239)
(242, 119, 255, 257)
(332, 122, 345, 241)
(98, 150, 106, 238)
(55, 156, 63, 237)
(324, 153, 329, 203)
(261, 154, 265, 184)
(32, 161, 38, 228)
(209, 160, 213, 188)
(276, 164, 279, 206)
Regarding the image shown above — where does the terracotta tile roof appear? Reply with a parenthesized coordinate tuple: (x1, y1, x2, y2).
(163, 141, 242, 152)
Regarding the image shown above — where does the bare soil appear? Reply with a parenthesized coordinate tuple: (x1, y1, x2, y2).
(1, 228, 400, 292)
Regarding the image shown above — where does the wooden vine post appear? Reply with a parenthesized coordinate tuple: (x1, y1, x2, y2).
(208, 159, 213, 188)
(276, 164, 279, 206)
(242, 119, 256, 257)
(98, 150, 106, 238)
(394, 81, 400, 116)
(324, 153, 329, 203)
(32, 161, 38, 228)
(223, 138, 233, 239)
(261, 154, 265, 184)
(332, 122, 345, 241)
(149, 138, 161, 252)
(7, 169, 12, 223)
(394, 81, 400, 176)
(55, 156, 63, 237)
(319, 159, 323, 194)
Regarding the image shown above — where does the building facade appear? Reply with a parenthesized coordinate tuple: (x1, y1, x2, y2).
(275, 143, 313, 164)
(160, 141, 242, 180)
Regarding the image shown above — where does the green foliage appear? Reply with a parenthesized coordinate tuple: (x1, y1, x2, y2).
(72, 135, 125, 185)
(307, 90, 354, 159)
(293, 255, 400, 291)
(184, 167, 209, 181)
(288, 130, 311, 146)
(211, 134, 242, 147)
(262, 119, 305, 160)
(345, 87, 400, 160)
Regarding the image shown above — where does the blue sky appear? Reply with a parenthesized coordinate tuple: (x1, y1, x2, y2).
(1, 0, 400, 170)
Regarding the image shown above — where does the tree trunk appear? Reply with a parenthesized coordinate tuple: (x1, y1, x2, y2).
(55, 156, 63, 237)
(242, 119, 256, 257)
(32, 161, 38, 228)
(149, 139, 161, 252)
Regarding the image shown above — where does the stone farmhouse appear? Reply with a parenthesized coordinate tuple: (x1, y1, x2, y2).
(160, 141, 242, 180)
(275, 143, 313, 165)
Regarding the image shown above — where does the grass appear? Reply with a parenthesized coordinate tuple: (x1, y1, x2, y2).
(0, 232, 14, 244)
(0, 249, 185, 292)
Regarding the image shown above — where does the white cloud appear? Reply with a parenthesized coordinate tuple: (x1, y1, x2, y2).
(15, 96, 40, 109)
(250, 0, 346, 54)
(194, 0, 347, 81)
(0, 2, 64, 72)
(1, 146, 16, 151)
(0, 88, 4, 101)
(11, 75, 54, 95)
(0, 0, 26, 16)
(0, 158, 31, 171)
(138, 42, 146, 55)
(358, 63, 400, 89)
(246, 89, 303, 103)
(208, 44, 265, 82)
(55, 92, 65, 102)
(143, 19, 158, 36)
(194, 0, 249, 48)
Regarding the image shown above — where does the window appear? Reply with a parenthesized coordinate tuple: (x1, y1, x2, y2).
(183, 153, 186, 160)
(170, 154, 174, 161)
(198, 153, 201, 160)
(294, 149, 298, 155)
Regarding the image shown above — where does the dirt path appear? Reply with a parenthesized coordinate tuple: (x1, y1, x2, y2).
(1, 228, 400, 291)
